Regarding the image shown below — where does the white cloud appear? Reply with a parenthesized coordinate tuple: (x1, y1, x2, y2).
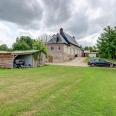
(0, 22, 14, 47)
(17, 29, 35, 38)
(78, 33, 100, 47)
(0, 0, 116, 47)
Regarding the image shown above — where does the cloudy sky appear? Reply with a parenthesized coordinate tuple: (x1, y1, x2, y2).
(0, 0, 116, 47)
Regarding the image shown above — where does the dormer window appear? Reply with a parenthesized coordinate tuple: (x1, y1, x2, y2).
(52, 35, 58, 43)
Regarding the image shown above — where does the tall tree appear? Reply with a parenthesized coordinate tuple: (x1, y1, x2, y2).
(33, 40, 47, 54)
(36, 34, 52, 43)
(88, 46, 93, 52)
(12, 36, 34, 50)
(84, 46, 89, 50)
(84, 46, 96, 52)
(97, 26, 116, 67)
(33, 40, 48, 65)
(0, 44, 8, 51)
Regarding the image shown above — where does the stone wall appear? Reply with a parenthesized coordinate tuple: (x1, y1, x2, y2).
(47, 43, 64, 63)
(63, 44, 82, 57)
(47, 43, 83, 63)
(40, 52, 46, 66)
(64, 53, 75, 61)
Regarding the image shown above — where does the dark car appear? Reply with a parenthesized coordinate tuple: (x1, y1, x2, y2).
(88, 58, 116, 67)
(14, 59, 25, 68)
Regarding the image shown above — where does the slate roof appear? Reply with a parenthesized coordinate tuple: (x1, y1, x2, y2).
(47, 33, 67, 44)
(63, 32, 79, 46)
(56, 33, 68, 44)
(47, 31, 79, 47)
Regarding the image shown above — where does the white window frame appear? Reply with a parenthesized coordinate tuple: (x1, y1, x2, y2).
(50, 46, 54, 51)
(57, 46, 60, 51)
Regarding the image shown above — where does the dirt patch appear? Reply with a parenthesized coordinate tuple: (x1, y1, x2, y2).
(47, 57, 88, 67)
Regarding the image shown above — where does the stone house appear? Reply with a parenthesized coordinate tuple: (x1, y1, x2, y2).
(46, 28, 83, 63)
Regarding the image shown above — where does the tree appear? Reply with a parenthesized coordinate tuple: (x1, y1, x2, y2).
(12, 41, 30, 51)
(33, 40, 47, 54)
(84, 46, 95, 52)
(93, 45, 97, 52)
(97, 26, 116, 67)
(0, 44, 8, 51)
(33, 40, 48, 66)
(20, 36, 33, 49)
(84, 46, 89, 50)
(12, 36, 34, 50)
(88, 46, 93, 52)
(36, 34, 52, 43)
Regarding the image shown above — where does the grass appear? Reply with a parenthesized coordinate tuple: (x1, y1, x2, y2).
(0, 65, 116, 116)
(84, 57, 92, 63)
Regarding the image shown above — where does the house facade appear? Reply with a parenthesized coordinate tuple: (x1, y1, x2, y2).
(47, 28, 83, 63)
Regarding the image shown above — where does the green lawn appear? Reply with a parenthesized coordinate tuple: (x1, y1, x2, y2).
(0, 66, 116, 116)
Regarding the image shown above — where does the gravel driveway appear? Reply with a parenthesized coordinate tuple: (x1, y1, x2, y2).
(47, 57, 88, 67)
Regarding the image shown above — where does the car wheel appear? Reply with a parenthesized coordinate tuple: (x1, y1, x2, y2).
(113, 65, 116, 68)
(91, 64, 95, 67)
(106, 64, 110, 67)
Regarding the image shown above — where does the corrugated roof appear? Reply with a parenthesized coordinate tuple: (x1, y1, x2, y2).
(12, 50, 39, 54)
(0, 51, 11, 53)
(0, 50, 40, 55)
(12, 50, 40, 55)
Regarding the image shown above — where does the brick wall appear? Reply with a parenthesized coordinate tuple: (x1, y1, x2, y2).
(47, 43, 76, 63)
(47, 43, 64, 63)
(47, 43, 83, 63)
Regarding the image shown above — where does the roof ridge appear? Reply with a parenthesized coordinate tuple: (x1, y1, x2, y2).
(63, 32, 79, 46)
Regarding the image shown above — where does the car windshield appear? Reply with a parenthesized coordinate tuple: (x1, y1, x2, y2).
(95, 59, 99, 62)
(90, 59, 95, 61)
(100, 59, 106, 62)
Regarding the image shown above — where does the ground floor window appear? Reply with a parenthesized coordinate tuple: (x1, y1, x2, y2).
(50, 46, 54, 51)
(57, 46, 60, 51)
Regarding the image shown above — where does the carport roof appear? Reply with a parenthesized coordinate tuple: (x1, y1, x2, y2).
(12, 50, 40, 55)
(0, 50, 40, 55)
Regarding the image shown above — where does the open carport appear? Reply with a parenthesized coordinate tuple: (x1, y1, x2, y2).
(0, 50, 46, 68)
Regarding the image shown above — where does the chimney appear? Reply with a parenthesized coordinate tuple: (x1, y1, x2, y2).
(60, 28, 63, 35)
(73, 36, 75, 39)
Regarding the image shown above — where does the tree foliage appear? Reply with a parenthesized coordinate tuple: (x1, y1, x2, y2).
(12, 36, 34, 50)
(0, 44, 8, 51)
(84, 46, 97, 52)
(97, 26, 116, 67)
(32, 40, 48, 63)
(36, 34, 52, 43)
(33, 40, 47, 54)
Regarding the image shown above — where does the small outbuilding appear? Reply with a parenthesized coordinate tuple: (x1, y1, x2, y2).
(88, 52, 98, 58)
(0, 50, 46, 68)
(83, 50, 98, 58)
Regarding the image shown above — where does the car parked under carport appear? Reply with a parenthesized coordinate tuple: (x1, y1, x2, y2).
(0, 50, 46, 68)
